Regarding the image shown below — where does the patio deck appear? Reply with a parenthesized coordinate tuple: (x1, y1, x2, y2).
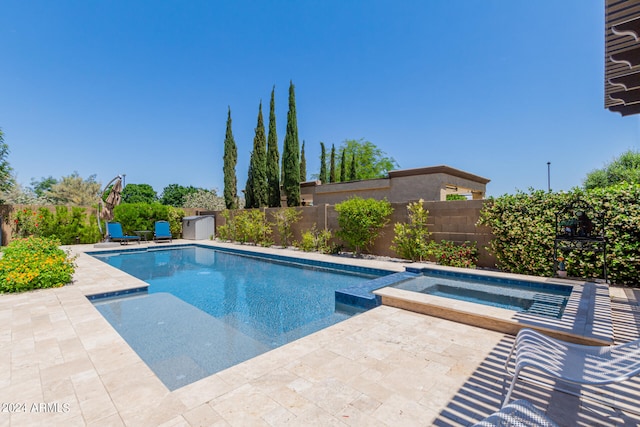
(0, 241, 639, 426)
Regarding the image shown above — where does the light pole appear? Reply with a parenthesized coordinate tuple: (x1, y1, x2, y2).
(547, 162, 551, 192)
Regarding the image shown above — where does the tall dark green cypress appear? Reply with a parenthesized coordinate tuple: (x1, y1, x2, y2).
(340, 149, 346, 183)
(223, 107, 238, 209)
(300, 140, 307, 182)
(319, 142, 327, 183)
(329, 144, 336, 183)
(282, 81, 300, 206)
(349, 152, 357, 181)
(244, 165, 255, 208)
(266, 87, 281, 207)
(245, 101, 268, 208)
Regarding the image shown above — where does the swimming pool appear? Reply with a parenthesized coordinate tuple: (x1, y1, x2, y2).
(88, 245, 386, 390)
(391, 268, 572, 318)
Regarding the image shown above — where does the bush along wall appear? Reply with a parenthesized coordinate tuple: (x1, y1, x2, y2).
(478, 184, 640, 286)
(113, 203, 185, 237)
(13, 206, 102, 244)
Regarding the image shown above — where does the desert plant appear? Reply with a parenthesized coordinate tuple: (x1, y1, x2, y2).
(218, 209, 272, 246)
(335, 196, 393, 255)
(0, 236, 76, 293)
(216, 210, 237, 241)
(391, 200, 431, 261)
(296, 224, 332, 253)
(236, 209, 272, 246)
(271, 207, 302, 247)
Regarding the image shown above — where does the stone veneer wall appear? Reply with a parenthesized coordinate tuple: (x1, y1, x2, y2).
(211, 199, 496, 268)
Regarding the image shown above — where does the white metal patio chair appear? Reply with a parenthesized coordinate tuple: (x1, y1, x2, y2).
(503, 328, 640, 411)
(473, 399, 559, 427)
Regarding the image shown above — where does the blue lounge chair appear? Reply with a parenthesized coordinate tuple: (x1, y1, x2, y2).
(106, 222, 141, 245)
(154, 220, 172, 243)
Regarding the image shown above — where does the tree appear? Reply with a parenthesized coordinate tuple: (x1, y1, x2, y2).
(282, 81, 301, 206)
(223, 107, 238, 209)
(335, 196, 394, 256)
(183, 189, 225, 210)
(30, 176, 57, 199)
(337, 139, 399, 180)
(245, 101, 268, 209)
(160, 184, 199, 207)
(584, 150, 640, 189)
(319, 142, 327, 183)
(340, 149, 346, 182)
(121, 183, 158, 204)
(0, 129, 14, 203)
(329, 144, 336, 183)
(45, 172, 102, 205)
(3, 182, 39, 205)
(349, 152, 357, 181)
(300, 140, 307, 182)
(266, 86, 281, 207)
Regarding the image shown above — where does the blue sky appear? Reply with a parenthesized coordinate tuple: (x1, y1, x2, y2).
(1, 1, 638, 198)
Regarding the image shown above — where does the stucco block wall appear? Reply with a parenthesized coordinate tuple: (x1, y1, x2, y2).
(211, 200, 496, 268)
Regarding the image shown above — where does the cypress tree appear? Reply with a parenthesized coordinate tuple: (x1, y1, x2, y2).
(223, 107, 238, 209)
(319, 142, 327, 183)
(300, 140, 307, 182)
(282, 81, 300, 206)
(245, 101, 268, 208)
(266, 86, 281, 207)
(244, 165, 255, 208)
(329, 144, 336, 183)
(349, 152, 357, 181)
(340, 149, 346, 183)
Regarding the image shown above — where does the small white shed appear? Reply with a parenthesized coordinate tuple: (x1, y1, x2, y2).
(182, 215, 215, 240)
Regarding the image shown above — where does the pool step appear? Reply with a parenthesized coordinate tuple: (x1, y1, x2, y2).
(335, 271, 418, 309)
(526, 294, 566, 318)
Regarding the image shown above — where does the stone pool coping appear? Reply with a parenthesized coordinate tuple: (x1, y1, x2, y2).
(374, 263, 612, 345)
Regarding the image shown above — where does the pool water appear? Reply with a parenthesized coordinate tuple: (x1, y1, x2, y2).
(89, 246, 379, 390)
(392, 271, 572, 318)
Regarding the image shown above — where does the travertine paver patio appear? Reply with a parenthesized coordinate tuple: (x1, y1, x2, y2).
(0, 241, 639, 426)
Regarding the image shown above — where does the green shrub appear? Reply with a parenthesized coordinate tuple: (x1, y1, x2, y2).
(13, 207, 41, 238)
(237, 209, 272, 246)
(335, 196, 393, 255)
(217, 209, 272, 246)
(478, 184, 640, 285)
(217, 210, 237, 241)
(0, 236, 76, 293)
(113, 203, 185, 237)
(431, 240, 478, 268)
(296, 225, 332, 253)
(478, 189, 564, 277)
(391, 200, 431, 261)
(12, 206, 102, 244)
(271, 207, 302, 247)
